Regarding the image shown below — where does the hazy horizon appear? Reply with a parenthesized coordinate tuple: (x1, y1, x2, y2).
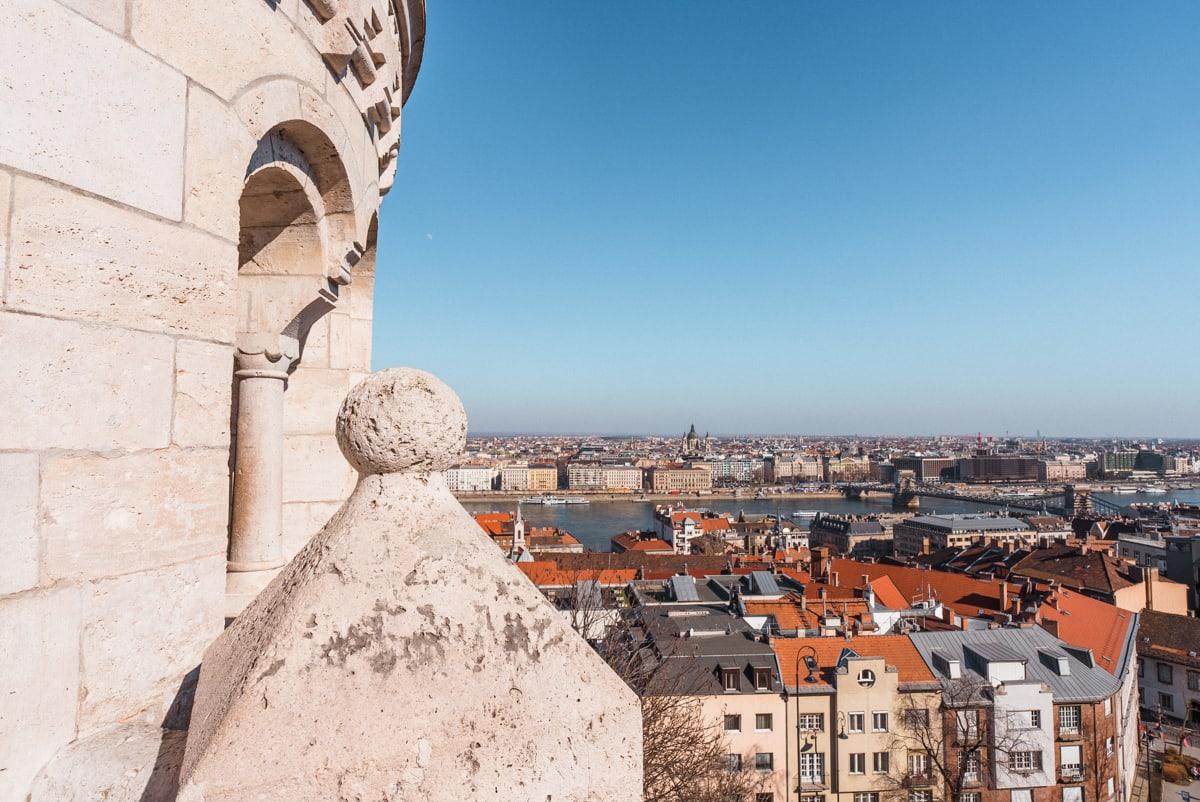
(374, 3, 1200, 436)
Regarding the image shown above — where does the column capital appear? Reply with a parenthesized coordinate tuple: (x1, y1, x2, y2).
(235, 334, 300, 379)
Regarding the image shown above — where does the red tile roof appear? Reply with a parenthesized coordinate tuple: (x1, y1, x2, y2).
(774, 635, 935, 689)
(1037, 587, 1133, 675)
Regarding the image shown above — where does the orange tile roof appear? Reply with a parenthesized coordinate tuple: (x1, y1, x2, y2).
(774, 634, 936, 689)
(517, 561, 636, 587)
(830, 559, 1019, 619)
(868, 575, 909, 610)
(744, 595, 872, 631)
(1037, 588, 1134, 675)
(612, 532, 673, 552)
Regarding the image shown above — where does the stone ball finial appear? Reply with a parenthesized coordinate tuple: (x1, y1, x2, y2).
(336, 368, 466, 475)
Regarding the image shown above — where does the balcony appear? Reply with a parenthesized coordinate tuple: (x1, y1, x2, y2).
(1059, 765, 1084, 782)
(904, 774, 935, 788)
(1057, 726, 1082, 740)
(798, 773, 828, 790)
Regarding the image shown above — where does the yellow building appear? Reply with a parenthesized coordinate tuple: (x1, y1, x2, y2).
(527, 464, 559, 491)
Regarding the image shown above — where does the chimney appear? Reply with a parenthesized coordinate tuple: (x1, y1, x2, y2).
(861, 574, 870, 588)
(819, 587, 827, 600)
(999, 581, 1009, 613)
(1145, 569, 1155, 611)
(831, 571, 839, 587)
(800, 593, 807, 611)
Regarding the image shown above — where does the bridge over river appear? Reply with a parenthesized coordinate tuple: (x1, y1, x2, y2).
(836, 479, 1125, 517)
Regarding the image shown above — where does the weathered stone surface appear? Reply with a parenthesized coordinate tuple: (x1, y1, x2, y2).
(79, 557, 224, 733)
(0, 587, 82, 801)
(282, 434, 355, 503)
(41, 450, 229, 582)
(57, 0, 126, 35)
(8, 178, 237, 340)
(283, 367, 351, 436)
(348, 274, 375, 320)
(337, 369, 465, 474)
(29, 723, 187, 802)
(0, 312, 174, 451)
(179, 369, 642, 800)
(0, 0, 186, 218)
(0, 169, 10, 302)
(0, 453, 39, 595)
(184, 85, 257, 242)
(350, 317, 373, 371)
(281, 500, 342, 559)
(327, 311, 353, 369)
(175, 340, 234, 448)
(131, 0, 325, 101)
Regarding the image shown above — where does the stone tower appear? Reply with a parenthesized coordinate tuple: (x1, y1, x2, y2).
(0, 2, 642, 798)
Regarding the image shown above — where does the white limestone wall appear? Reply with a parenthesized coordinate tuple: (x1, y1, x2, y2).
(0, 1, 419, 797)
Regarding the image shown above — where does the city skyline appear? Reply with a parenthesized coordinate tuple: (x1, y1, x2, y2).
(374, 2, 1200, 436)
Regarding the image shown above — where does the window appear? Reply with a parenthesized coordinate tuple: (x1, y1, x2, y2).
(1059, 745, 1082, 779)
(849, 753, 866, 774)
(723, 668, 740, 691)
(962, 750, 981, 783)
(1189, 671, 1200, 692)
(1105, 737, 1113, 756)
(873, 711, 889, 732)
(755, 752, 774, 772)
(1103, 698, 1111, 716)
(756, 713, 773, 732)
(904, 708, 930, 728)
(799, 713, 825, 732)
(959, 794, 982, 802)
(849, 712, 865, 733)
(1063, 787, 1083, 802)
(1138, 659, 1144, 678)
(854, 794, 879, 802)
(800, 752, 825, 784)
(727, 753, 742, 772)
(873, 752, 890, 773)
(801, 795, 824, 802)
(1012, 790, 1032, 802)
(1158, 662, 1174, 684)
(724, 714, 741, 732)
(1058, 705, 1081, 735)
(1011, 751, 1043, 772)
(858, 669, 876, 687)
(908, 752, 930, 778)
(1014, 710, 1040, 729)
(755, 668, 773, 691)
(957, 709, 980, 741)
(756, 795, 775, 802)
(1159, 692, 1174, 711)
(910, 792, 933, 802)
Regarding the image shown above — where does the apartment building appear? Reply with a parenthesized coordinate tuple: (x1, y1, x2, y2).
(1038, 459, 1088, 483)
(445, 464, 497, 492)
(527, 464, 559, 491)
(1136, 610, 1200, 727)
(567, 462, 642, 491)
(809, 514, 894, 559)
(773, 635, 944, 802)
(893, 515, 1032, 558)
(648, 465, 714, 493)
(500, 463, 530, 491)
(911, 627, 1136, 802)
(652, 506, 736, 554)
(893, 456, 959, 483)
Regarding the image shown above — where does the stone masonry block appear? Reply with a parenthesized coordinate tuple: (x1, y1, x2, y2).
(184, 85, 257, 242)
(0, 587, 82, 801)
(0, 169, 10, 303)
(350, 318, 372, 372)
(57, 0, 126, 35)
(283, 367, 351, 436)
(174, 340, 234, 449)
(131, 0, 324, 102)
(41, 449, 229, 582)
(8, 178, 237, 341)
(0, 453, 39, 595)
(79, 556, 224, 734)
(327, 312, 352, 369)
(282, 434, 355, 504)
(0, 312, 173, 451)
(0, 0, 185, 218)
(281, 500, 343, 560)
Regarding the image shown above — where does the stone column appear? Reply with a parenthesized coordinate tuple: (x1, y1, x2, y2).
(226, 335, 299, 618)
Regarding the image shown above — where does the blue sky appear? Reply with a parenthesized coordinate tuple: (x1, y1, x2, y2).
(374, 2, 1200, 437)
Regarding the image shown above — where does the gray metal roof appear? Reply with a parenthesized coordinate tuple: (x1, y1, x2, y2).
(908, 514, 1032, 533)
(910, 627, 1121, 702)
(749, 571, 782, 595)
(669, 575, 700, 602)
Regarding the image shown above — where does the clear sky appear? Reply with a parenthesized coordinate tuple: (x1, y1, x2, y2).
(374, 2, 1200, 437)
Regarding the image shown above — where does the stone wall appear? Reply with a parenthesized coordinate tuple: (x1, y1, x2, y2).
(0, 1, 424, 797)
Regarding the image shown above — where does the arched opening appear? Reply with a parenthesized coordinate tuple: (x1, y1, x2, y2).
(226, 124, 356, 619)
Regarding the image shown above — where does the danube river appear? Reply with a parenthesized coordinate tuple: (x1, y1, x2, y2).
(460, 490, 1200, 553)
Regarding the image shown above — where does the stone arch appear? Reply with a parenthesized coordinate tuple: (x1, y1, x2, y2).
(226, 120, 362, 619)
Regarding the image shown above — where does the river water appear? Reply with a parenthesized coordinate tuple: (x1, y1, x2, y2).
(460, 490, 1200, 553)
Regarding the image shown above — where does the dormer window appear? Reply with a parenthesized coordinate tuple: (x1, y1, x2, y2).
(857, 669, 876, 688)
(755, 668, 773, 691)
(723, 668, 741, 691)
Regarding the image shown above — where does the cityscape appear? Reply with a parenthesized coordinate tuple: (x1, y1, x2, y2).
(3, 2, 1199, 802)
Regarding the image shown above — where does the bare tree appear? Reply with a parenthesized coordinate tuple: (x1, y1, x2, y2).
(594, 611, 767, 802)
(883, 678, 1040, 802)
